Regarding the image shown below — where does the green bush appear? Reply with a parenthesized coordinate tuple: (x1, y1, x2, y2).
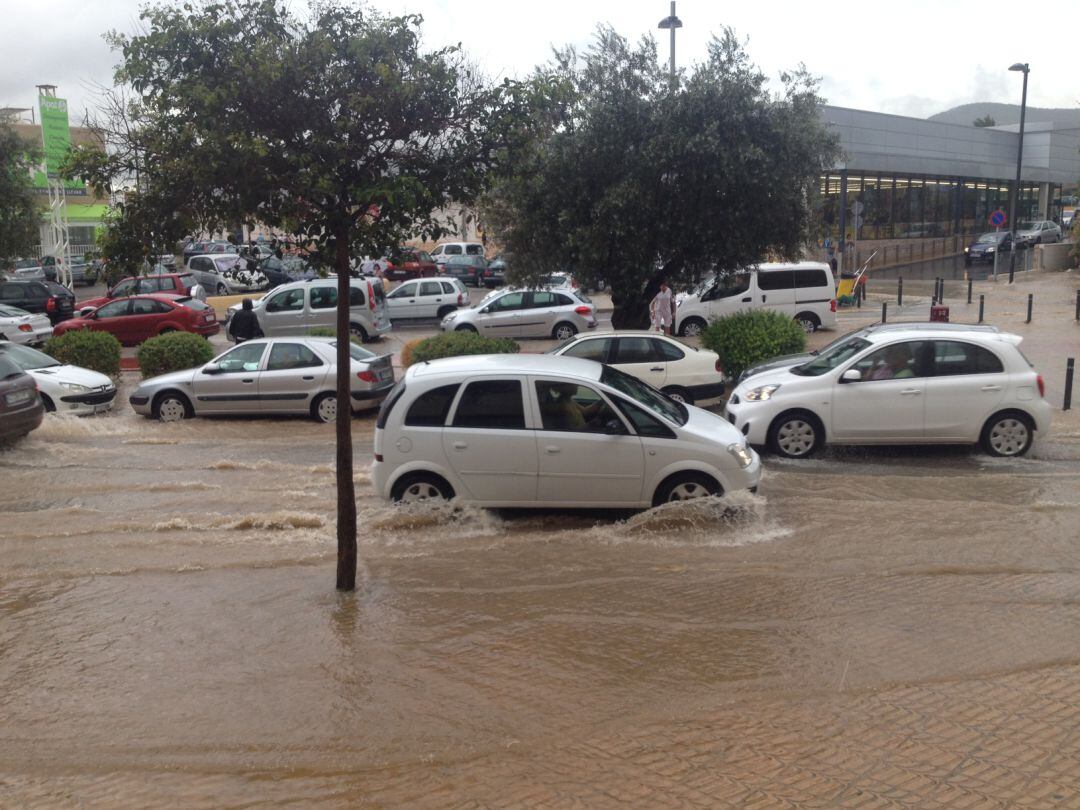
(405, 331, 519, 368)
(44, 330, 121, 376)
(136, 331, 215, 378)
(307, 326, 360, 345)
(699, 309, 806, 381)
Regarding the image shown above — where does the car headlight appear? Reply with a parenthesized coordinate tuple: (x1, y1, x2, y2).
(964, 247, 970, 253)
(59, 382, 91, 393)
(727, 442, 754, 469)
(442, 312, 457, 323)
(744, 384, 780, 401)
(986, 246, 995, 253)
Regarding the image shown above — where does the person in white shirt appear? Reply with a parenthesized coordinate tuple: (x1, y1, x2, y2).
(650, 281, 675, 335)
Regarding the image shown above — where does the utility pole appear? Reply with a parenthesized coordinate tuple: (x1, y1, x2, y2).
(657, 1, 682, 79)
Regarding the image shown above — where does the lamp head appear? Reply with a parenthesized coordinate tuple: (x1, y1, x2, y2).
(1008, 62, 1029, 73)
(658, 16, 683, 29)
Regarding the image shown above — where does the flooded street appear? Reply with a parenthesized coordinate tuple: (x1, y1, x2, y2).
(4, 273, 1080, 806)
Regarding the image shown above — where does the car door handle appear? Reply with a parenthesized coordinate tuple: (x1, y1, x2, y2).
(981, 385, 1002, 392)
(899, 388, 922, 396)
(544, 445, 561, 454)
(741, 297, 752, 302)
(650, 367, 663, 372)
(761, 295, 767, 302)
(302, 375, 315, 381)
(452, 441, 468, 450)
(241, 378, 254, 384)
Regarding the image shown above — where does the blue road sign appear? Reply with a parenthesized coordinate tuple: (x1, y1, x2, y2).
(989, 209, 1007, 228)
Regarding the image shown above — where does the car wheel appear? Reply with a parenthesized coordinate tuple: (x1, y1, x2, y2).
(767, 410, 822, 458)
(216, 283, 228, 295)
(349, 323, 368, 343)
(652, 472, 721, 506)
(40, 393, 55, 413)
(312, 392, 338, 424)
(661, 386, 694, 405)
(153, 391, 193, 422)
(794, 312, 820, 334)
(391, 472, 455, 503)
(436, 305, 455, 319)
(980, 411, 1034, 457)
(159, 327, 177, 334)
(679, 317, 706, 338)
(552, 322, 577, 341)
(455, 324, 478, 333)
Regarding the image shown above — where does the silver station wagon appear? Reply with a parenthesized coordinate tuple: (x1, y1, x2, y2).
(129, 337, 394, 422)
(440, 287, 597, 341)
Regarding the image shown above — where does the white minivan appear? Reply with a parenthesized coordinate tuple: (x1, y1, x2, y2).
(675, 262, 837, 337)
(372, 354, 761, 508)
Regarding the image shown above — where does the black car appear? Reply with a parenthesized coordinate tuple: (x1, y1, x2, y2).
(443, 255, 488, 287)
(964, 232, 1014, 265)
(0, 354, 43, 443)
(0, 279, 76, 325)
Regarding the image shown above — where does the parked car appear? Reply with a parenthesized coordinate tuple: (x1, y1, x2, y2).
(0, 304, 52, 346)
(182, 240, 236, 265)
(186, 254, 267, 295)
(12, 259, 45, 280)
(1015, 220, 1061, 246)
(964, 232, 1015, 265)
(54, 294, 220, 346)
(225, 277, 390, 343)
(372, 354, 760, 507)
(68, 261, 90, 286)
(548, 331, 725, 404)
(676, 262, 837, 337)
(441, 255, 488, 287)
(0, 354, 44, 443)
(385, 277, 468, 321)
(182, 240, 212, 264)
(0, 279, 75, 325)
(429, 241, 485, 265)
(129, 337, 394, 423)
(79, 273, 204, 312)
(0, 343, 116, 415)
(382, 248, 438, 281)
(724, 324, 1050, 459)
(440, 287, 596, 341)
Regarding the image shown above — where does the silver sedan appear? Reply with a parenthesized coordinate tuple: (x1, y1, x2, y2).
(128, 337, 394, 422)
(439, 287, 597, 341)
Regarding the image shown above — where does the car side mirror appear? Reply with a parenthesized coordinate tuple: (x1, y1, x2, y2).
(602, 418, 626, 435)
(480, 306, 490, 314)
(78, 306, 97, 317)
(841, 369, 862, 383)
(202, 362, 221, 375)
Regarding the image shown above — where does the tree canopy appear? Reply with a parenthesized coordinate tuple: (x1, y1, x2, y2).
(65, 0, 539, 590)
(973, 114, 997, 128)
(0, 124, 42, 265)
(482, 27, 840, 327)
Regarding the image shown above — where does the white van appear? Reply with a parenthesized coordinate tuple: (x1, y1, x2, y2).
(675, 262, 837, 337)
(429, 242, 485, 262)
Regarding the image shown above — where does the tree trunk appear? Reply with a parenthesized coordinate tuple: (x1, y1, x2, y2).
(334, 226, 358, 591)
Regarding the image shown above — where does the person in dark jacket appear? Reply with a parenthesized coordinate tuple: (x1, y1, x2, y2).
(227, 298, 263, 343)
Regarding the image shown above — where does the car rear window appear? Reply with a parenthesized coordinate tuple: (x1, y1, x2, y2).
(452, 380, 526, 429)
(376, 380, 407, 429)
(0, 356, 25, 379)
(757, 270, 795, 291)
(405, 384, 460, 427)
(793, 269, 829, 288)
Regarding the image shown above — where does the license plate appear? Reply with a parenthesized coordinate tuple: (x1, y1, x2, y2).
(5, 389, 32, 406)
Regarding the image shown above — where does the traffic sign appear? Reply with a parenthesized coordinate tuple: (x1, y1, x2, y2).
(989, 209, 1007, 228)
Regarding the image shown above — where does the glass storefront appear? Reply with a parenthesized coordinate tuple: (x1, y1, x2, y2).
(816, 171, 1047, 242)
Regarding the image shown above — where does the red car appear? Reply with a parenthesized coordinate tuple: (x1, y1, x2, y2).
(382, 249, 438, 281)
(78, 273, 202, 311)
(53, 294, 220, 345)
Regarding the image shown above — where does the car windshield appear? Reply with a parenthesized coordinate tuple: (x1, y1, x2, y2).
(0, 305, 31, 317)
(791, 336, 872, 376)
(976, 232, 1005, 244)
(1019, 221, 1038, 230)
(0, 343, 60, 370)
(689, 274, 716, 296)
(214, 256, 242, 271)
(600, 364, 688, 426)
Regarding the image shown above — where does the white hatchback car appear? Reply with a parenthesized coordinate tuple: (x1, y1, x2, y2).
(0, 343, 116, 416)
(372, 354, 760, 507)
(548, 331, 725, 404)
(0, 304, 52, 346)
(724, 324, 1051, 458)
(385, 276, 469, 321)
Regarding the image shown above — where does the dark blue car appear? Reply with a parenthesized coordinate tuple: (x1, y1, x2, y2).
(964, 232, 1014, 265)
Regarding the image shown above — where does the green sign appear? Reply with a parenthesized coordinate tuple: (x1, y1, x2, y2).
(33, 96, 85, 193)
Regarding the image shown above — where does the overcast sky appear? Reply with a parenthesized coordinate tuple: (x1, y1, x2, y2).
(3, 0, 1077, 125)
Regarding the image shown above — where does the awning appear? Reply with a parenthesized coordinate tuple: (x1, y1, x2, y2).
(64, 204, 110, 222)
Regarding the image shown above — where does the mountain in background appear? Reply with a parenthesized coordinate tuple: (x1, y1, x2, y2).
(929, 103, 1080, 128)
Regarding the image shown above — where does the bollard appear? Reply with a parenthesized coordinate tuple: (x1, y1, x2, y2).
(1065, 358, 1075, 411)
(1026, 293, 1033, 324)
(978, 294, 985, 323)
(856, 281, 862, 308)
(938, 278, 945, 304)
(897, 277, 903, 307)
(1075, 290, 1079, 321)
(967, 277, 973, 305)
(1008, 251, 1016, 284)
(881, 301, 887, 323)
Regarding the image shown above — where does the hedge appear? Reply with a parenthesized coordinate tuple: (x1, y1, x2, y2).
(136, 331, 215, 378)
(43, 330, 121, 376)
(404, 331, 519, 368)
(699, 309, 806, 381)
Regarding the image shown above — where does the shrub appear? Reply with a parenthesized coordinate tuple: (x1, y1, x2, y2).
(136, 331, 215, 378)
(44, 330, 121, 376)
(405, 331, 519, 368)
(399, 338, 424, 368)
(307, 327, 360, 345)
(699, 309, 806, 381)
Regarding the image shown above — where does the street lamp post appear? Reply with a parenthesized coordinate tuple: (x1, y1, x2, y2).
(657, 1, 682, 79)
(1007, 62, 1029, 284)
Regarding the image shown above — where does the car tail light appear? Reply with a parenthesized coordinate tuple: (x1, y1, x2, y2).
(485, 269, 492, 277)
(1037, 374, 1045, 397)
(715, 358, 723, 373)
(357, 370, 377, 383)
(374, 453, 383, 463)
(18, 324, 32, 333)
(46, 297, 57, 312)
(574, 305, 592, 315)
(367, 282, 376, 311)
(830, 299, 837, 312)
(457, 293, 463, 305)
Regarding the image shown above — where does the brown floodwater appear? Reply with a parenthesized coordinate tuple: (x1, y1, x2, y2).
(5, 271, 1080, 806)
